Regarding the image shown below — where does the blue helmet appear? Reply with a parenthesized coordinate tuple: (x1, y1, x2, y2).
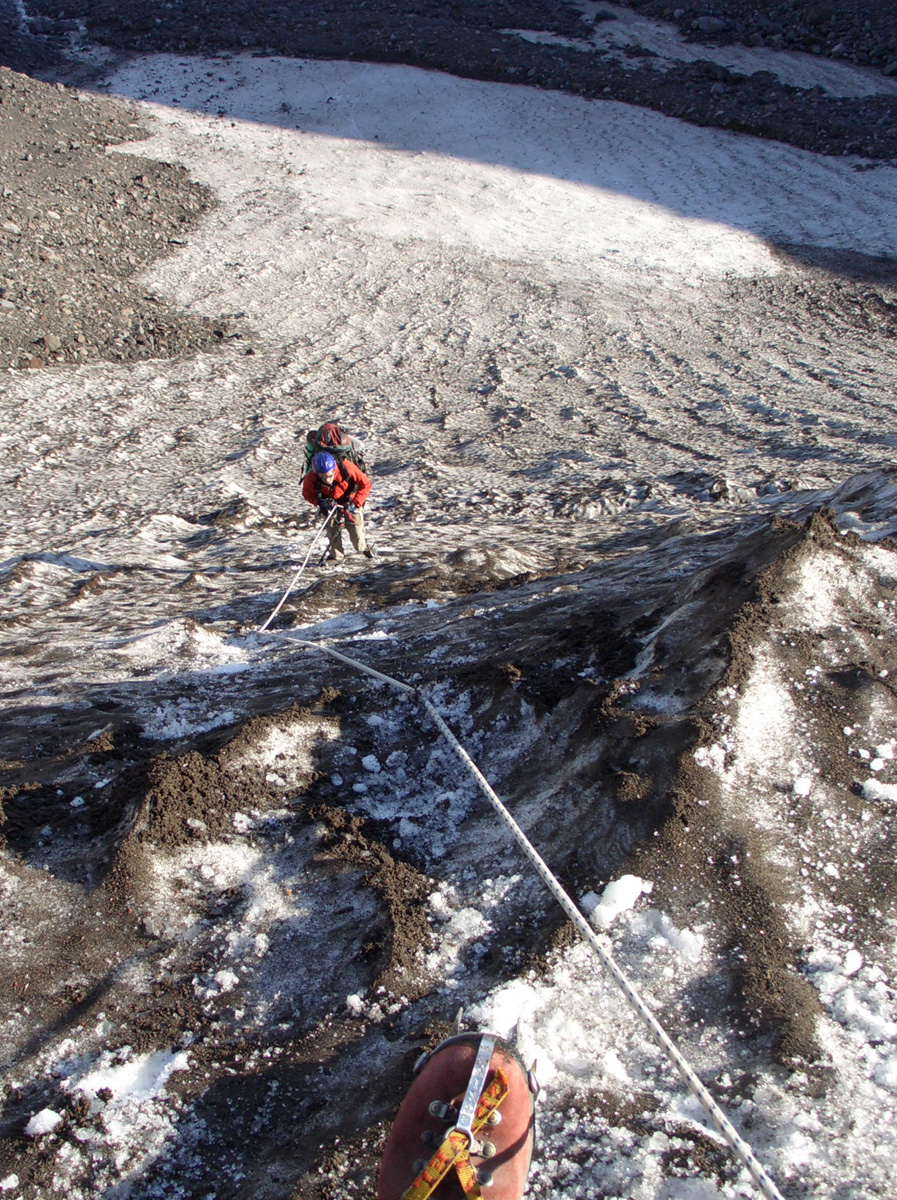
(312, 451, 336, 475)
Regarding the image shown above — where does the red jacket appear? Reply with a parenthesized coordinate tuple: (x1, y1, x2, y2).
(302, 459, 371, 509)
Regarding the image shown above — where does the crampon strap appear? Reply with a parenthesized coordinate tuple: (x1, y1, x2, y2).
(400, 1069, 509, 1200)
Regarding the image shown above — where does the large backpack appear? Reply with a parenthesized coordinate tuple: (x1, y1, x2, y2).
(302, 420, 367, 478)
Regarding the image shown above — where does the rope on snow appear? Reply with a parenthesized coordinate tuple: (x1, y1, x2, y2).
(258, 507, 341, 632)
(268, 632, 786, 1200)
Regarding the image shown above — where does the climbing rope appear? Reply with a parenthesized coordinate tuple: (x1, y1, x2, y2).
(268, 633, 786, 1200)
(258, 507, 341, 632)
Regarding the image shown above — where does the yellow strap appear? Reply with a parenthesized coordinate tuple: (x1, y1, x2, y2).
(401, 1130, 477, 1200)
(453, 1133, 481, 1196)
(400, 1069, 509, 1200)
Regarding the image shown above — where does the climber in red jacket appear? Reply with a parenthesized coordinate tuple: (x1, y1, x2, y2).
(301, 451, 373, 561)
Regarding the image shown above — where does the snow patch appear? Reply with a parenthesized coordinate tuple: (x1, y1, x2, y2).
(75, 1048, 190, 1104)
(24, 1109, 63, 1137)
(633, 909, 706, 965)
(862, 778, 897, 804)
(586, 874, 653, 930)
(141, 697, 238, 740)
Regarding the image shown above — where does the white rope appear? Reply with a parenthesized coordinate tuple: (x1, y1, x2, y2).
(270, 633, 786, 1200)
(258, 507, 340, 632)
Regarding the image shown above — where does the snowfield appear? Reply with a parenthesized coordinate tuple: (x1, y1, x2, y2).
(1, 26, 897, 1200)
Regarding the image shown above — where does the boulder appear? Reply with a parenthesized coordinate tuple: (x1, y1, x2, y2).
(694, 16, 728, 34)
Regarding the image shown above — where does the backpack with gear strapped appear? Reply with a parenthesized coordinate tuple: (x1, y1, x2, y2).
(301, 421, 367, 478)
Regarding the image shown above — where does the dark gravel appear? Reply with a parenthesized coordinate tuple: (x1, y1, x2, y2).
(6, 0, 897, 160)
(0, 66, 244, 371)
(628, 0, 897, 75)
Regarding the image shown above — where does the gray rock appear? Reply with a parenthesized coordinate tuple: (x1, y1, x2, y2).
(694, 16, 728, 34)
(883, 60, 897, 77)
(803, 3, 833, 27)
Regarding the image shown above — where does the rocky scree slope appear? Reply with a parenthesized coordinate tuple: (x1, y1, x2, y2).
(0, 65, 242, 372)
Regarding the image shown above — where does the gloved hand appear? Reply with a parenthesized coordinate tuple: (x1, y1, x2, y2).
(318, 497, 333, 515)
(345, 502, 357, 514)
